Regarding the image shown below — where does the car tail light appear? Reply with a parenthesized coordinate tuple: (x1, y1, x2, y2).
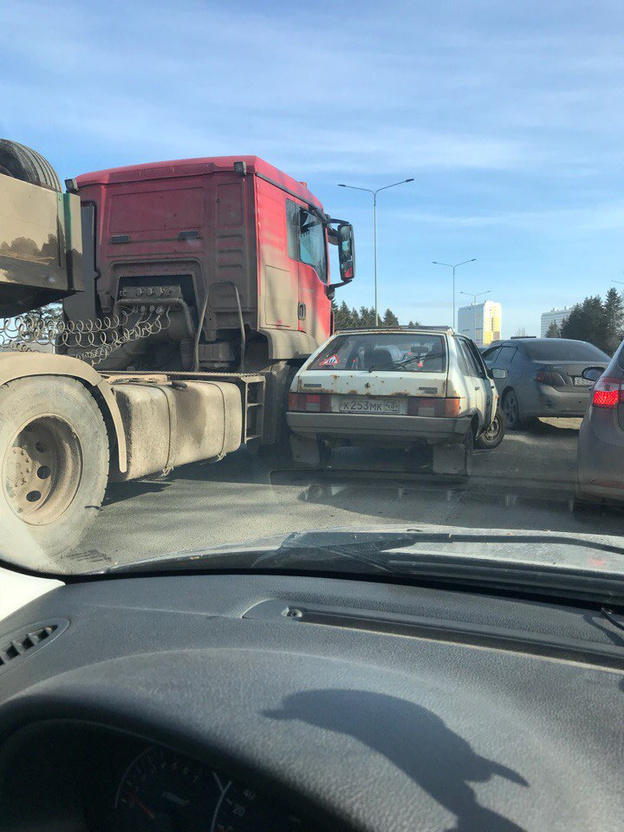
(407, 397, 461, 417)
(535, 368, 565, 385)
(535, 370, 555, 384)
(288, 393, 330, 413)
(592, 376, 624, 409)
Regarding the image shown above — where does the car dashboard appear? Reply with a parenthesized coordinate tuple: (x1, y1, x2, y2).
(0, 570, 623, 831)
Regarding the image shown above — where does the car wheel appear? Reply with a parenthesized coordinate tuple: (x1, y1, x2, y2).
(502, 390, 524, 430)
(475, 407, 506, 449)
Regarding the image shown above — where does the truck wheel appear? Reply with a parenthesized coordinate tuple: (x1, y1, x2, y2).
(0, 377, 109, 569)
(475, 407, 506, 449)
(0, 139, 62, 191)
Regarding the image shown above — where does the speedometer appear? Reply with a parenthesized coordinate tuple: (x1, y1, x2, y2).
(213, 780, 303, 831)
(112, 745, 303, 832)
(114, 747, 221, 831)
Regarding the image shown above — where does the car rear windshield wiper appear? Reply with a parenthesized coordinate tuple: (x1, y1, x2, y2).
(369, 353, 444, 372)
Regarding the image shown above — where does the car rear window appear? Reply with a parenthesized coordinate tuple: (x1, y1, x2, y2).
(522, 340, 609, 361)
(309, 333, 447, 372)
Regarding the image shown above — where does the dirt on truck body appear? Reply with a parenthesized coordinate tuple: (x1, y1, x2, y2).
(0, 140, 355, 567)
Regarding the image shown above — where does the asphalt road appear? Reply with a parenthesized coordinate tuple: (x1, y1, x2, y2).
(76, 417, 624, 569)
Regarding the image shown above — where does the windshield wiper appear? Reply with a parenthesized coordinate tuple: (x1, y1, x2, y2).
(369, 353, 444, 372)
(106, 529, 624, 606)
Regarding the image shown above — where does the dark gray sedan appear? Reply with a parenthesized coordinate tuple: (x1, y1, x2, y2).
(576, 342, 624, 506)
(482, 338, 609, 429)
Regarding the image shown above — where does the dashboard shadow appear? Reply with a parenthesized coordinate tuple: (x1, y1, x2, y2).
(265, 689, 529, 832)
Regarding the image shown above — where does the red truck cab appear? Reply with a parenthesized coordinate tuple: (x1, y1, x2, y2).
(67, 156, 354, 373)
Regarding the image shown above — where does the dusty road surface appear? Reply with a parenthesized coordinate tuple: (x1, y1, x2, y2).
(77, 417, 624, 568)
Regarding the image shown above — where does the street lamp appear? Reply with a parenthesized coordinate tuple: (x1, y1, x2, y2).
(338, 178, 414, 326)
(459, 289, 491, 343)
(432, 259, 476, 328)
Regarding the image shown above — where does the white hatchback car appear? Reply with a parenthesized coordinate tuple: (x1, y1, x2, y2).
(287, 327, 504, 474)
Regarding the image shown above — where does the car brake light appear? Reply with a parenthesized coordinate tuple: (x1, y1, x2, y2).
(407, 397, 460, 417)
(288, 393, 330, 412)
(535, 370, 555, 384)
(535, 368, 565, 385)
(592, 376, 623, 409)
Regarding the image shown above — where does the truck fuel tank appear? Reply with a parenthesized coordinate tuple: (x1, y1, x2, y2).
(110, 378, 243, 481)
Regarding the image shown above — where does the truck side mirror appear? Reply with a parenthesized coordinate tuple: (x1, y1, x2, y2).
(490, 368, 507, 379)
(338, 224, 355, 283)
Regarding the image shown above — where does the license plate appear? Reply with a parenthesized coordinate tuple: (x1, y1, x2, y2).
(573, 377, 594, 387)
(334, 396, 407, 414)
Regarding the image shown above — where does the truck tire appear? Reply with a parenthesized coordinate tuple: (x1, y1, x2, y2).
(0, 376, 109, 569)
(0, 139, 62, 191)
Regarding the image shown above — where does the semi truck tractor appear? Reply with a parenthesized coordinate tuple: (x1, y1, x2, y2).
(0, 140, 355, 567)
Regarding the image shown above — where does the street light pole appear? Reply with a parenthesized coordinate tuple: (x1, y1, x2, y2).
(338, 178, 414, 326)
(459, 289, 490, 344)
(432, 259, 476, 329)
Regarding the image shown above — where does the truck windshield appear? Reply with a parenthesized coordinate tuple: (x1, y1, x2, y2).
(310, 333, 447, 372)
(299, 211, 327, 284)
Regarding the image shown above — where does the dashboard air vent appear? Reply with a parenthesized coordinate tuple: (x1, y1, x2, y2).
(0, 619, 68, 674)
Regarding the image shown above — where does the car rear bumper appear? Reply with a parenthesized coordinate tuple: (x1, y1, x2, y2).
(524, 385, 591, 418)
(286, 411, 472, 444)
(577, 407, 624, 500)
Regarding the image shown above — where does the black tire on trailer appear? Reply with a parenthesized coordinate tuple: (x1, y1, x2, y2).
(0, 139, 62, 191)
(0, 376, 109, 569)
(475, 406, 506, 449)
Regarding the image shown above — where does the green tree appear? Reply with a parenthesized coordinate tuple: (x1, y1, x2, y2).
(545, 320, 560, 338)
(560, 296, 607, 351)
(332, 300, 355, 330)
(358, 306, 377, 327)
(382, 308, 400, 327)
(331, 301, 407, 330)
(603, 287, 623, 354)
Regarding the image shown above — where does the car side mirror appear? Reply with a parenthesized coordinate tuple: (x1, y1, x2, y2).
(490, 368, 507, 379)
(582, 366, 603, 382)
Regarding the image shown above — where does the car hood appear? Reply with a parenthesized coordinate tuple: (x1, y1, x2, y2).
(114, 522, 624, 578)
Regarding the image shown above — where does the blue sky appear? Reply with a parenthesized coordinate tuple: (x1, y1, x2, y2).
(2, 0, 624, 335)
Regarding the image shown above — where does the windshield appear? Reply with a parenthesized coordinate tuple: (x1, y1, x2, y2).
(522, 340, 609, 361)
(3, 2, 624, 598)
(309, 333, 447, 372)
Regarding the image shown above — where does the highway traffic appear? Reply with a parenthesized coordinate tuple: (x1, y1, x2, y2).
(78, 416, 619, 568)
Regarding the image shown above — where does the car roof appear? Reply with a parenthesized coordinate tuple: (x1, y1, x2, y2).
(487, 338, 592, 348)
(333, 326, 455, 335)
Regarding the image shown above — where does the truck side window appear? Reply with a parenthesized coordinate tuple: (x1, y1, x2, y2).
(286, 200, 299, 260)
(299, 210, 327, 284)
(285, 200, 328, 284)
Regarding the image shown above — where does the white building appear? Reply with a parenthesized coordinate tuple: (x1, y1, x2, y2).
(540, 307, 572, 337)
(457, 300, 502, 347)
